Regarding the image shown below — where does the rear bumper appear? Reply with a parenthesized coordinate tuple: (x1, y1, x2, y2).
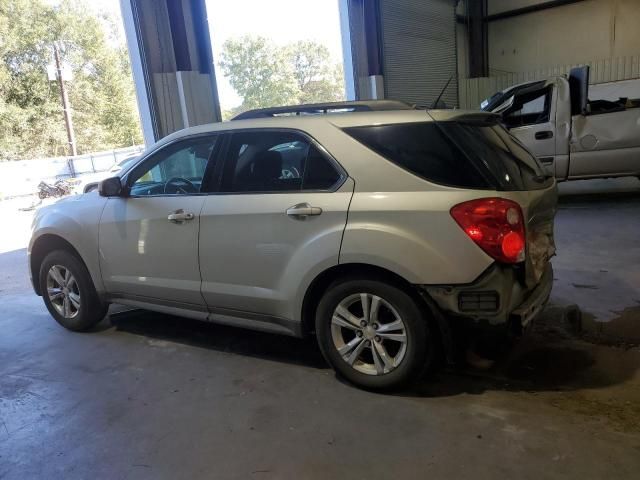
(420, 262, 553, 332)
(509, 265, 553, 332)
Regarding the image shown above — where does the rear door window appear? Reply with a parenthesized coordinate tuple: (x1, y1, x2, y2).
(221, 130, 342, 193)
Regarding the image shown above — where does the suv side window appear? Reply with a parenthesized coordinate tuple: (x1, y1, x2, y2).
(221, 130, 341, 193)
(504, 88, 552, 128)
(344, 123, 491, 189)
(129, 136, 217, 196)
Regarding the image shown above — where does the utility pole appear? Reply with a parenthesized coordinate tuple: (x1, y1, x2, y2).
(53, 44, 77, 157)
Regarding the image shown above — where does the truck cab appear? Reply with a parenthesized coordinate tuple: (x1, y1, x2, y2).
(482, 66, 640, 181)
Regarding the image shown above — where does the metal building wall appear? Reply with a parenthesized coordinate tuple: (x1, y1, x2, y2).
(379, 0, 458, 107)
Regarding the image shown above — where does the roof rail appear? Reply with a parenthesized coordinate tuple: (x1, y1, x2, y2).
(231, 100, 415, 120)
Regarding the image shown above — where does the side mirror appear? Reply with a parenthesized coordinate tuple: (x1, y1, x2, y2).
(98, 176, 124, 197)
(83, 181, 100, 194)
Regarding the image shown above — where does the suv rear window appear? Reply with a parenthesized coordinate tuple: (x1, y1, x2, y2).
(344, 121, 549, 191)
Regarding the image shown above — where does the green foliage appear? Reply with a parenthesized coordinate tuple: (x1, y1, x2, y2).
(0, 0, 142, 160)
(219, 36, 345, 119)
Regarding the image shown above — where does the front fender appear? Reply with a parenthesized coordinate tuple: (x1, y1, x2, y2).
(29, 194, 107, 295)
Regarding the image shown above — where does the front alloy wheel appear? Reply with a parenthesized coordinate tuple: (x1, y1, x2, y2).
(46, 265, 81, 319)
(39, 250, 108, 332)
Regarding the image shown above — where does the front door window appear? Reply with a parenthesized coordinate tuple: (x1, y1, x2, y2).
(130, 136, 218, 196)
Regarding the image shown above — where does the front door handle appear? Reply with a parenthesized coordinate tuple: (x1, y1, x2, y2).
(535, 130, 554, 140)
(286, 203, 322, 218)
(167, 209, 195, 223)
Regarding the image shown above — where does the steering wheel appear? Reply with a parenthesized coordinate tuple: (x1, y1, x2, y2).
(281, 166, 300, 179)
(164, 177, 197, 194)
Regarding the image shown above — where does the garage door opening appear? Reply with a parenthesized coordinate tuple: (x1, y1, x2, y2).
(205, 0, 350, 120)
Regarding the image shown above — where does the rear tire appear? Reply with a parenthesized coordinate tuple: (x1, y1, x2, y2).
(315, 277, 433, 390)
(39, 250, 108, 332)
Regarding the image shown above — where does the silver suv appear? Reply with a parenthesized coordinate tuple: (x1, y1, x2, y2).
(29, 101, 557, 390)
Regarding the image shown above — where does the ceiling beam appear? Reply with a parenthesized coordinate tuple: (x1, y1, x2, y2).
(457, 0, 587, 24)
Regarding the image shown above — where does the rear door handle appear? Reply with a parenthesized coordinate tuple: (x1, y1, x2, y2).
(286, 203, 322, 218)
(167, 209, 195, 223)
(535, 130, 554, 140)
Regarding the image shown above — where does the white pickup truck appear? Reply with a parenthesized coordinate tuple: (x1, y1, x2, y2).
(481, 66, 640, 181)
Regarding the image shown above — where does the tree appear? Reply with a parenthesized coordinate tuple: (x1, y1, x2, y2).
(218, 36, 345, 118)
(219, 36, 298, 113)
(0, 0, 142, 160)
(287, 40, 344, 104)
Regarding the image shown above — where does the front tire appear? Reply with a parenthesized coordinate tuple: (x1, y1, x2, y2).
(39, 250, 108, 332)
(315, 277, 433, 390)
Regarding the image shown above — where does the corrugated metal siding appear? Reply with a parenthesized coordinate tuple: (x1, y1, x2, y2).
(459, 55, 640, 109)
(379, 0, 458, 108)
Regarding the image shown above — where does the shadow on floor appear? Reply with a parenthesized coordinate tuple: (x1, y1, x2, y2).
(109, 308, 328, 370)
(108, 306, 640, 400)
(559, 191, 640, 207)
(558, 178, 640, 206)
(406, 319, 640, 400)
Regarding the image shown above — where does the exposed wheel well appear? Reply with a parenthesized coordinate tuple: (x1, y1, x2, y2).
(30, 234, 84, 296)
(301, 263, 443, 340)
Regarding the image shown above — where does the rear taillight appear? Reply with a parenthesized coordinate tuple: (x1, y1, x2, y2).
(450, 198, 526, 264)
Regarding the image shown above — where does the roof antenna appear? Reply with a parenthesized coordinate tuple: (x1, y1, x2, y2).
(431, 75, 454, 109)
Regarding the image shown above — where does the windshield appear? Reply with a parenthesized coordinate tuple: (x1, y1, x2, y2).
(481, 80, 546, 112)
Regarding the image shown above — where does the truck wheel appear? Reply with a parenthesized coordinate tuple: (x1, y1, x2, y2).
(39, 250, 108, 332)
(315, 277, 432, 390)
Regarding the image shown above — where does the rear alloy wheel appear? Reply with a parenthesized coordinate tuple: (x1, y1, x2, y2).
(316, 278, 432, 390)
(40, 250, 108, 332)
(331, 293, 408, 375)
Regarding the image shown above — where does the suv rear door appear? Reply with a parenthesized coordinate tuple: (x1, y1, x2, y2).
(198, 129, 353, 328)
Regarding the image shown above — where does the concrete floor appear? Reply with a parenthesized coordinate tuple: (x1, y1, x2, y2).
(1, 179, 640, 479)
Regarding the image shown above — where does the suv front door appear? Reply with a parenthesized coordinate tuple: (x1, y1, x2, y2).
(198, 130, 353, 330)
(99, 134, 218, 309)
